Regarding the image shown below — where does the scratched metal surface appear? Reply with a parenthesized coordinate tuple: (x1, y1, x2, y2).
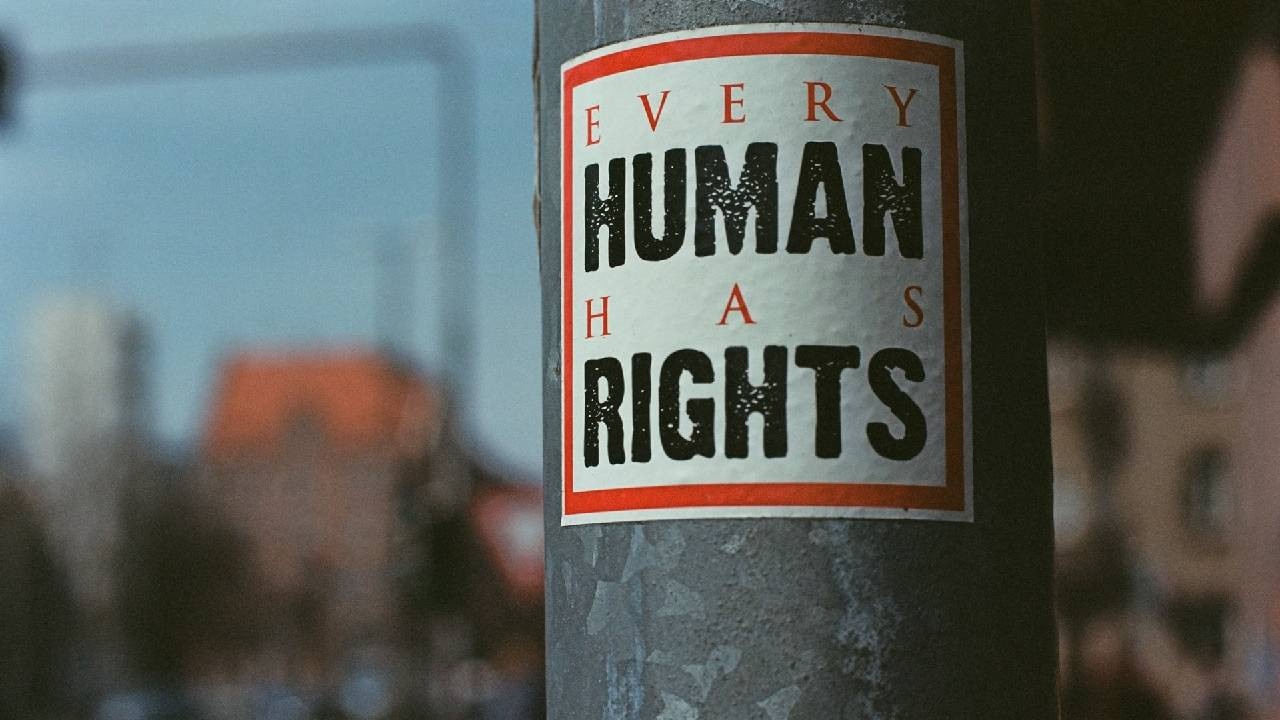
(535, 2, 1057, 717)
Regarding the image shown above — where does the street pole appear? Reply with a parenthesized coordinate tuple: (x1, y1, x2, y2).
(537, 2, 1055, 718)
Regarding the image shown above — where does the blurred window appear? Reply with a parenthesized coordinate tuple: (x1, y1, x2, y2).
(1047, 344, 1086, 412)
(1052, 468, 1089, 549)
(1181, 356, 1232, 403)
(1182, 446, 1231, 544)
(1166, 596, 1230, 669)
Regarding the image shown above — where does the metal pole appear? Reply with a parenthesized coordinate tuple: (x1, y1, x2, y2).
(537, 2, 1055, 718)
(10, 25, 475, 406)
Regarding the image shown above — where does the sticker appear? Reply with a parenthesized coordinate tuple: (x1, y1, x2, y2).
(560, 24, 970, 525)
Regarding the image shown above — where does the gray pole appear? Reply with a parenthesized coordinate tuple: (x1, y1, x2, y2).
(537, 1, 1054, 719)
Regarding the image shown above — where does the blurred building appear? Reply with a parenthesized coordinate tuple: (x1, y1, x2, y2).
(1194, 33, 1280, 719)
(196, 348, 543, 718)
(1050, 342, 1250, 718)
(20, 293, 149, 613)
(199, 350, 449, 676)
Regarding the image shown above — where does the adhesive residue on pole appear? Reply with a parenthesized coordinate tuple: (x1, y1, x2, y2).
(560, 24, 971, 525)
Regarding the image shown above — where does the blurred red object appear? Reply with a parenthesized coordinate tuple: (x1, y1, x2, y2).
(472, 485, 544, 606)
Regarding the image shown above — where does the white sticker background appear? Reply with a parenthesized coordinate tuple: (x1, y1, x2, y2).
(562, 24, 970, 523)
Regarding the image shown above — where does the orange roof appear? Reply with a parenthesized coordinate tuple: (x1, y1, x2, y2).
(202, 349, 443, 461)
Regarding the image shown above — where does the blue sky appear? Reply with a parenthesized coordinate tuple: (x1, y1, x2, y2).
(0, 1, 543, 473)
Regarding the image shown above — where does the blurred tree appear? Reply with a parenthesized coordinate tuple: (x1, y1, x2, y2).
(1080, 359, 1129, 493)
(116, 466, 262, 684)
(1039, 1, 1256, 347)
(0, 480, 75, 718)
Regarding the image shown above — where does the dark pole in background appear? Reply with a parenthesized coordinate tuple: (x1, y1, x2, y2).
(4, 25, 476, 408)
(537, 1, 1056, 718)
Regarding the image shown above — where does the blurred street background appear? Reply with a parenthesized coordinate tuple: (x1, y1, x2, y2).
(0, 2, 1279, 720)
(0, 2, 543, 719)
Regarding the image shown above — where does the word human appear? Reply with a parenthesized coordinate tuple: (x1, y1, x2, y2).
(575, 76, 936, 467)
(584, 140, 922, 272)
(580, 76, 925, 272)
(583, 344, 926, 466)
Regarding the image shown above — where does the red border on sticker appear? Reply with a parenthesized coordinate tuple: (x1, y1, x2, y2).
(562, 30, 966, 517)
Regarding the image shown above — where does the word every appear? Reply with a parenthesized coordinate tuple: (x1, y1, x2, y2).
(582, 82, 920, 140)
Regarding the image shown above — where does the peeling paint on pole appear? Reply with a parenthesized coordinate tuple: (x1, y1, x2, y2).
(537, 1, 1056, 718)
